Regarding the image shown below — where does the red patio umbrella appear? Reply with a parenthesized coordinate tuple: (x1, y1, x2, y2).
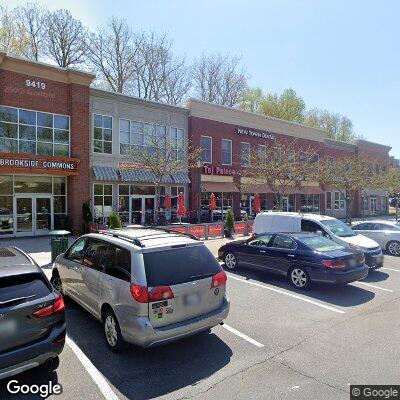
(176, 192, 186, 221)
(209, 193, 217, 211)
(253, 193, 261, 214)
(164, 194, 171, 209)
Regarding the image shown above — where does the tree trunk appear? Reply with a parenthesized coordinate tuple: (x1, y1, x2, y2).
(154, 184, 160, 227)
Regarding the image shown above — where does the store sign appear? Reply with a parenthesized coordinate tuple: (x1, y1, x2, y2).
(119, 162, 137, 169)
(203, 165, 237, 176)
(236, 126, 275, 140)
(0, 154, 79, 175)
(3, 77, 55, 100)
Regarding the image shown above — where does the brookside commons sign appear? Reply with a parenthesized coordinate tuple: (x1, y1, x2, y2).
(235, 126, 276, 140)
(0, 154, 79, 175)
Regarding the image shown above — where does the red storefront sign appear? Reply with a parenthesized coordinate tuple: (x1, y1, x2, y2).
(169, 226, 188, 234)
(208, 224, 223, 237)
(234, 222, 246, 234)
(189, 225, 206, 238)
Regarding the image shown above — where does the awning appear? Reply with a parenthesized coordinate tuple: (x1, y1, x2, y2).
(171, 172, 191, 184)
(241, 183, 271, 193)
(92, 166, 119, 181)
(119, 169, 174, 183)
(300, 186, 325, 195)
(202, 181, 239, 193)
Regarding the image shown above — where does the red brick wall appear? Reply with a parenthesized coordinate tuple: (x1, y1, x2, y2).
(0, 70, 90, 234)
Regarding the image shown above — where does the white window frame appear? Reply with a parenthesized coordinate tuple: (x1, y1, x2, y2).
(170, 126, 185, 161)
(93, 113, 113, 155)
(93, 183, 113, 221)
(221, 139, 232, 166)
(326, 191, 332, 210)
(201, 135, 212, 164)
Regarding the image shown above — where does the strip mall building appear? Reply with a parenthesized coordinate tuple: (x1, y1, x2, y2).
(0, 53, 391, 236)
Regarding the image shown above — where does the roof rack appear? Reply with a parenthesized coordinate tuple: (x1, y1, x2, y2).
(141, 226, 200, 242)
(99, 230, 145, 248)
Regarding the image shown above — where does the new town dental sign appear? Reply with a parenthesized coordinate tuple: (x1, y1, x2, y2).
(0, 154, 79, 175)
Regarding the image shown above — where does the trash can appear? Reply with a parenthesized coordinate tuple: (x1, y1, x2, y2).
(50, 230, 70, 262)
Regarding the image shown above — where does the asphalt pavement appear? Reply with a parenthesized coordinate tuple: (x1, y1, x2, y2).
(0, 235, 399, 400)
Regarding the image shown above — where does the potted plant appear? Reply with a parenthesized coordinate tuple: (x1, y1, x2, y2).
(224, 209, 235, 238)
(108, 211, 122, 229)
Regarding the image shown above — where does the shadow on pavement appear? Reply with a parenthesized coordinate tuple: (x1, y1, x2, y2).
(225, 267, 376, 307)
(64, 297, 233, 400)
(362, 269, 390, 283)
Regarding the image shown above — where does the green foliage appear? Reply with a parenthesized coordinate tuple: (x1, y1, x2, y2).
(224, 208, 235, 232)
(239, 87, 264, 113)
(108, 211, 122, 229)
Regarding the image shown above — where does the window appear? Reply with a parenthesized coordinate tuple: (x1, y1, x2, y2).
(120, 120, 154, 155)
(171, 186, 185, 222)
(311, 153, 319, 173)
(326, 192, 332, 210)
(340, 192, 345, 209)
(83, 239, 109, 271)
(67, 238, 87, 262)
(104, 245, 131, 282)
(301, 219, 324, 233)
(300, 194, 320, 212)
(272, 235, 297, 250)
(258, 144, 266, 164)
(301, 236, 344, 252)
(248, 234, 272, 247)
(201, 136, 212, 163)
(93, 184, 113, 220)
(221, 139, 232, 165)
(334, 192, 340, 209)
(0, 105, 69, 156)
(274, 148, 281, 161)
(93, 114, 112, 154)
(170, 127, 185, 161)
(241, 142, 250, 166)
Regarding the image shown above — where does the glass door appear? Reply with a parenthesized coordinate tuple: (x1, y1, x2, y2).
(16, 197, 34, 235)
(131, 197, 143, 225)
(130, 196, 155, 225)
(144, 197, 155, 225)
(370, 197, 377, 214)
(35, 197, 51, 233)
(282, 196, 289, 212)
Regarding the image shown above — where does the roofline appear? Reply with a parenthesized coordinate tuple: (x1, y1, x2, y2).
(324, 137, 357, 152)
(90, 88, 189, 115)
(354, 139, 392, 152)
(0, 52, 95, 86)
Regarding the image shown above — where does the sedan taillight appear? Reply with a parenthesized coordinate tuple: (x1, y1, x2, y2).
(211, 271, 227, 288)
(323, 260, 346, 269)
(32, 294, 65, 318)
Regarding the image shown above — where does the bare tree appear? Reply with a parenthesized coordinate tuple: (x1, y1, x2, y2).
(45, 9, 87, 68)
(15, 2, 47, 61)
(0, 6, 29, 56)
(240, 138, 318, 210)
(163, 60, 191, 105)
(191, 53, 248, 107)
(87, 17, 142, 93)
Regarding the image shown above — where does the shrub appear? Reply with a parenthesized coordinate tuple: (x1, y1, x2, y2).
(108, 211, 122, 229)
(224, 208, 235, 232)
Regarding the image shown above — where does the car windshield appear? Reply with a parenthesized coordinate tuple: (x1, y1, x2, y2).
(320, 219, 356, 237)
(301, 236, 345, 252)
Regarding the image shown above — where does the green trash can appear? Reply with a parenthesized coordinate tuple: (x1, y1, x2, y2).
(50, 230, 71, 262)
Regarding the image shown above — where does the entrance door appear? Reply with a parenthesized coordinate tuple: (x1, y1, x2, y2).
(370, 197, 377, 214)
(130, 196, 155, 225)
(15, 195, 52, 236)
(282, 197, 289, 212)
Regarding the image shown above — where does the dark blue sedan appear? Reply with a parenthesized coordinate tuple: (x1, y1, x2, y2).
(218, 233, 369, 289)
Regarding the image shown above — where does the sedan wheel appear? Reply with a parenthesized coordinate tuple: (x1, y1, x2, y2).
(224, 253, 237, 270)
(289, 267, 310, 289)
(387, 241, 400, 256)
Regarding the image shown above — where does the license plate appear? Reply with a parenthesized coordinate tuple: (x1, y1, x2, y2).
(0, 319, 17, 336)
(183, 293, 201, 307)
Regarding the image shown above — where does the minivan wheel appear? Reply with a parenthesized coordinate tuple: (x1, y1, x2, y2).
(387, 241, 400, 256)
(224, 252, 237, 270)
(289, 267, 311, 289)
(103, 309, 126, 352)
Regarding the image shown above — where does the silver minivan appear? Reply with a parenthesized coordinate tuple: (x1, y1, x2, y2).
(51, 228, 230, 351)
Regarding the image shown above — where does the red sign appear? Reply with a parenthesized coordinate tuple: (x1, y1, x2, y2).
(208, 224, 223, 237)
(234, 222, 247, 234)
(189, 225, 206, 238)
(203, 165, 237, 176)
(170, 226, 187, 234)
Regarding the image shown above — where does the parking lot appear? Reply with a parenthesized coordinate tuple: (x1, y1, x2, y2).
(1, 236, 399, 400)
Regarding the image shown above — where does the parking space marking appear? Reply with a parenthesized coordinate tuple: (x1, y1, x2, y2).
(66, 336, 120, 400)
(221, 323, 265, 348)
(227, 274, 345, 314)
(356, 282, 394, 292)
(382, 267, 400, 273)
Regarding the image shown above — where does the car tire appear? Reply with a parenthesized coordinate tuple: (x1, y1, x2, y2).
(44, 356, 60, 373)
(103, 309, 126, 353)
(50, 272, 63, 295)
(386, 240, 400, 256)
(288, 266, 311, 290)
(224, 252, 238, 270)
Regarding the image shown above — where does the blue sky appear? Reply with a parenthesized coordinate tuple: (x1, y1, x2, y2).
(6, 0, 400, 157)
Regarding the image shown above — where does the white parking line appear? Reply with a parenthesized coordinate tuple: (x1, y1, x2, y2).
(66, 336, 120, 400)
(221, 323, 264, 348)
(382, 267, 400, 273)
(227, 274, 345, 314)
(356, 282, 394, 292)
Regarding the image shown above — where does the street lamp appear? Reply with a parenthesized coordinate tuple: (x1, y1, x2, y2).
(197, 157, 203, 223)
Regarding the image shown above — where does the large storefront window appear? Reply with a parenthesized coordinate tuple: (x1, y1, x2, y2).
(274, 194, 296, 212)
(0, 106, 70, 156)
(201, 192, 233, 221)
(300, 194, 320, 213)
(240, 193, 268, 217)
(93, 184, 113, 221)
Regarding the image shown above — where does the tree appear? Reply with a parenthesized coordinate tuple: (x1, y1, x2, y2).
(15, 2, 47, 61)
(163, 61, 191, 105)
(45, 9, 87, 68)
(305, 108, 356, 142)
(191, 53, 248, 107)
(0, 6, 30, 56)
(87, 17, 142, 93)
(128, 127, 201, 226)
(381, 167, 400, 221)
(258, 88, 306, 123)
(240, 138, 318, 210)
(239, 87, 264, 113)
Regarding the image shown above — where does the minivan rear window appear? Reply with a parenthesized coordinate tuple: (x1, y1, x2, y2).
(0, 273, 51, 308)
(143, 245, 222, 287)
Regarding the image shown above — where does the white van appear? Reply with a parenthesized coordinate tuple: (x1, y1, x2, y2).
(253, 212, 383, 268)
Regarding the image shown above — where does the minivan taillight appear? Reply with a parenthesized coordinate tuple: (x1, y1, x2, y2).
(211, 271, 227, 288)
(130, 284, 148, 303)
(148, 286, 174, 302)
(323, 260, 346, 269)
(33, 294, 65, 318)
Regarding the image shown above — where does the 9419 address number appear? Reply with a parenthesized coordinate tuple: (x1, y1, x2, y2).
(25, 79, 46, 90)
